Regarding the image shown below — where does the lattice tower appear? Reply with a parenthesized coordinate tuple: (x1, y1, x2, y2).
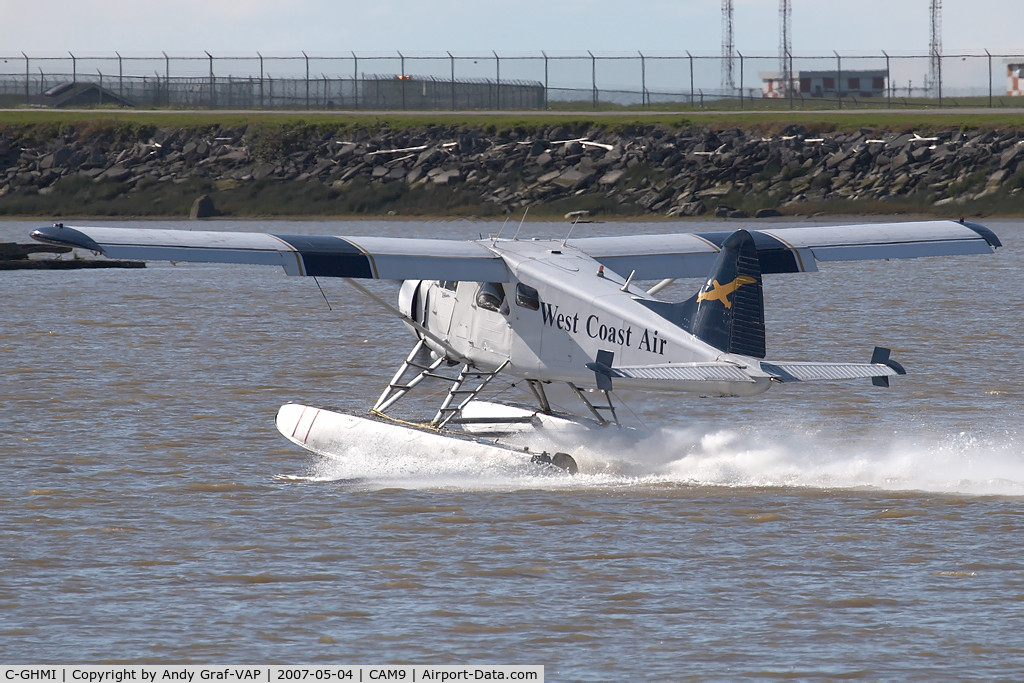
(929, 0, 942, 95)
(779, 0, 792, 94)
(722, 0, 735, 91)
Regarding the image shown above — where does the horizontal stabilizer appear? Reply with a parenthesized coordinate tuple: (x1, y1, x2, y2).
(760, 359, 904, 384)
(608, 362, 756, 383)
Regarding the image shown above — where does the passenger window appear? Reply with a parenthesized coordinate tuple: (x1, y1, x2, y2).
(440, 280, 458, 292)
(515, 283, 540, 311)
(476, 282, 506, 312)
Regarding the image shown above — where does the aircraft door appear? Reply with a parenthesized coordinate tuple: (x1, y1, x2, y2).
(509, 280, 573, 369)
(427, 280, 458, 337)
(470, 282, 511, 357)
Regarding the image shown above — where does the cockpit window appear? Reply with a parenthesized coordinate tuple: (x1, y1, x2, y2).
(515, 283, 540, 311)
(476, 282, 506, 312)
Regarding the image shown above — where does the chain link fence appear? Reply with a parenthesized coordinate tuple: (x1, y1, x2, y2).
(1, 51, 1022, 110)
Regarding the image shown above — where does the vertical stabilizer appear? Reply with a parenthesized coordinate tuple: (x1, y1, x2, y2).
(639, 229, 766, 358)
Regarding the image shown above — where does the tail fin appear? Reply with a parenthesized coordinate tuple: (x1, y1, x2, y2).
(639, 229, 766, 358)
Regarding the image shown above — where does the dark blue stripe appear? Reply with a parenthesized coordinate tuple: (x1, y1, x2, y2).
(273, 234, 374, 278)
(696, 230, 800, 274)
(960, 221, 1002, 249)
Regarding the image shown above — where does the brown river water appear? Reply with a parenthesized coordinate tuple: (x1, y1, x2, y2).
(1, 217, 1023, 678)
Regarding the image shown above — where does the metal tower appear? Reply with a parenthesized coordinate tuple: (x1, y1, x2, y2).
(722, 0, 735, 92)
(929, 0, 942, 95)
(780, 0, 792, 95)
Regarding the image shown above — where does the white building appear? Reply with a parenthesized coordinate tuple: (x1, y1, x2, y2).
(759, 70, 888, 99)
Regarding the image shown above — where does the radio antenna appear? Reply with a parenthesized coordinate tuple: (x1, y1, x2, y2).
(562, 215, 581, 248)
(512, 206, 530, 240)
(492, 216, 509, 243)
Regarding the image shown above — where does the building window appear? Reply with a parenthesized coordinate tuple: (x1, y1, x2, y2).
(848, 77, 860, 90)
(823, 77, 835, 89)
(872, 77, 885, 90)
(800, 78, 811, 93)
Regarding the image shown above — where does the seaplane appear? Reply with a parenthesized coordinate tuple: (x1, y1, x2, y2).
(32, 218, 1001, 474)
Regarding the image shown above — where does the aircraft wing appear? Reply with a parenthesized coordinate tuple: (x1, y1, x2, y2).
(30, 224, 508, 282)
(32, 219, 998, 283)
(568, 219, 1000, 279)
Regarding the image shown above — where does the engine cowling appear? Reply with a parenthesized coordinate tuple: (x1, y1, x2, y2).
(398, 280, 425, 336)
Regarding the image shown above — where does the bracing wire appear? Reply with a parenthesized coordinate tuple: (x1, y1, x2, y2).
(313, 276, 332, 311)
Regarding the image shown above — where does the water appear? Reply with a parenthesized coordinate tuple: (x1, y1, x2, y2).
(1, 217, 1022, 677)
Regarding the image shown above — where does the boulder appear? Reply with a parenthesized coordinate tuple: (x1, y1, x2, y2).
(252, 162, 276, 180)
(755, 208, 782, 218)
(189, 194, 216, 219)
(599, 169, 625, 185)
(1000, 143, 1024, 169)
(99, 165, 131, 182)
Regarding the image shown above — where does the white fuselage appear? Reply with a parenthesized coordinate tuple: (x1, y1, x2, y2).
(401, 238, 771, 398)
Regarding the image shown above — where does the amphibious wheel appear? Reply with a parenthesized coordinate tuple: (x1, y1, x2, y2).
(551, 452, 578, 475)
(529, 452, 577, 474)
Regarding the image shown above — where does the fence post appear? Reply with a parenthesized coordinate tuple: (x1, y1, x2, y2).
(116, 52, 122, 100)
(206, 51, 214, 108)
(22, 52, 29, 104)
(687, 51, 694, 106)
(303, 51, 310, 110)
(258, 52, 264, 109)
(639, 51, 646, 107)
(835, 51, 841, 109)
(789, 52, 795, 110)
(159, 52, 168, 107)
(588, 50, 597, 109)
(738, 51, 744, 109)
(542, 51, 548, 109)
(883, 51, 890, 109)
(937, 54, 942, 108)
(398, 51, 405, 110)
(986, 49, 992, 108)
(494, 51, 500, 110)
(352, 52, 358, 110)
(69, 52, 76, 84)
(448, 51, 455, 110)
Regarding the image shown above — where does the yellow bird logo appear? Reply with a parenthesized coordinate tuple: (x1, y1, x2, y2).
(696, 275, 757, 309)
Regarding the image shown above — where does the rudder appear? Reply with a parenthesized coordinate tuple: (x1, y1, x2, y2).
(639, 229, 766, 358)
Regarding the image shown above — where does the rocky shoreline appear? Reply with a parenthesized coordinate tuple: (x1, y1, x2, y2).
(2, 121, 1023, 218)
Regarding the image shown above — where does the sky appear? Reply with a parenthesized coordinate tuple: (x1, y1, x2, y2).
(2, 0, 1020, 57)
(1, 1, 1019, 96)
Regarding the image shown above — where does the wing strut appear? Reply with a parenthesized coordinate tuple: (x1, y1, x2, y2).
(343, 277, 469, 364)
